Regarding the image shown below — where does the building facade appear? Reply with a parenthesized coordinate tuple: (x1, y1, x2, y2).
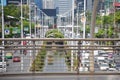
(34, 0, 42, 9)
(42, 0, 55, 9)
(56, 0, 72, 15)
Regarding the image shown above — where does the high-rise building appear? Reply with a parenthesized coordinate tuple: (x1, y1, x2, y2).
(42, 0, 55, 9)
(56, 0, 72, 15)
(34, 0, 42, 9)
(76, 0, 95, 12)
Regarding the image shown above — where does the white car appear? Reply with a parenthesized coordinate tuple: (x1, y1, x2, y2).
(99, 63, 109, 71)
(0, 62, 7, 72)
(108, 68, 117, 71)
(79, 67, 88, 72)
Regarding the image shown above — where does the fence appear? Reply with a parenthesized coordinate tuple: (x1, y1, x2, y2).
(0, 38, 120, 75)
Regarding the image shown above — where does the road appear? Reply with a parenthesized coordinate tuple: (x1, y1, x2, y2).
(6, 49, 32, 73)
(43, 51, 68, 72)
(4, 41, 42, 73)
(0, 75, 120, 80)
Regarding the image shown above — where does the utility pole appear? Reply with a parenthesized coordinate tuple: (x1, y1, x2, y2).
(90, 0, 99, 72)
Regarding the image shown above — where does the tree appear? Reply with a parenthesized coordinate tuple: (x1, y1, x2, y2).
(45, 29, 64, 38)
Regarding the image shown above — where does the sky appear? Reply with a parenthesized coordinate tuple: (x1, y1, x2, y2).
(0, 0, 7, 6)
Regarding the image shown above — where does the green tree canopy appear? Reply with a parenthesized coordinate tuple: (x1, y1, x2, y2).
(45, 29, 64, 38)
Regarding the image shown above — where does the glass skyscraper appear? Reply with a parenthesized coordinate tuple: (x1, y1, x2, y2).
(34, 0, 42, 9)
(56, 0, 72, 15)
(42, 0, 55, 9)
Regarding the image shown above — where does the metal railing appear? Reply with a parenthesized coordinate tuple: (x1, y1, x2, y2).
(0, 38, 120, 75)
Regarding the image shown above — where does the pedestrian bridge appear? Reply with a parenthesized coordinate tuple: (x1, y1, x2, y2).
(0, 38, 120, 76)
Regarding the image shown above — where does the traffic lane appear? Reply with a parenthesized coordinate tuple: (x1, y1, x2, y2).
(43, 52, 68, 72)
(23, 50, 31, 72)
(7, 50, 21, 72)
(7, 50, 31, 73)
(0, 75, 120, 80)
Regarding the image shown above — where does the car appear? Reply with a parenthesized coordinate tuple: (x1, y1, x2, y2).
(99, 63, 109, 71)
(0, 57, 9, 66)
(47, 55, 54, 65)
(5, 52, 13, 59)
(0, 62, 7, 72)
(116, 64, 120, 71)
(13, 56, 21, 62)
(79, 67, 89, 72)
(108, 67, 117, 71)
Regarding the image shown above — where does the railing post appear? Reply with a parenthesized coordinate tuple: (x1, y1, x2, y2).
(89, 41, 94, 73)
(32, 40, 36, 73)
(21, 40, 23, 72)
(77, 41, 82, 74)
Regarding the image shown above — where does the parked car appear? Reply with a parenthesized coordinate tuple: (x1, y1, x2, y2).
(116, 64, 120, 71)
(79, 67, 89, 72)
(99, 63, 109, 71)
(13, 56, 21, 62)
(47, 55, 54, 65)
(5, 52, 13, 59)
(108, 67, 117, 71)
(0, 57, 9, 66)
(0, 62, 7, 72)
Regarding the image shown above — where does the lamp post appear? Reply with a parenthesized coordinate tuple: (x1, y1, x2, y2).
(77, 2, 82, 36)
(20, 0, 24, 72)
(34, 5, 37, 38)
(21, 0, 23, 39)
(83, 0, 86, 39)
(1, 0, 4, 40)
(29, 0, 32, 37)
(71, 0, 74, 71)
(1, 0, 5, 70)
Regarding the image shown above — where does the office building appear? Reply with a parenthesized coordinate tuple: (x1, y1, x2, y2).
(55, 0, 72, 15)
(42, 0, 55, 9)
(34, 0, 42, 9)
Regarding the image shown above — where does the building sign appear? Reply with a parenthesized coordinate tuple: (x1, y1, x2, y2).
(24, 27, 29, 31)
(5, 29, 10, 35)
(7, 0, 27, 5)
(113, 2, 120, 7)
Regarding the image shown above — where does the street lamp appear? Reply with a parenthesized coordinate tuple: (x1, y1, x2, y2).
(71, 0, 74, 71)
(77, 2, 82, 36)
(34, 5, 37, 38)
(1, 0, 5, 70)
(29, 0, 32, 38)
(20, 0, 24, 72)
(83, 0, 86, 39)
(21, 0, 23, 38)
